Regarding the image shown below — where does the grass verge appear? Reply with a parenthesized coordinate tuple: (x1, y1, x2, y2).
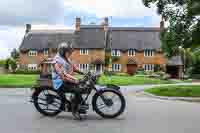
(0, 74, 187, 88)
(145, 85, 200, 97)
(0, 74, 38, 88)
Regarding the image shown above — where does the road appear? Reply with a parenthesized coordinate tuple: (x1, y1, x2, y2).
(0, 86, 200, 133)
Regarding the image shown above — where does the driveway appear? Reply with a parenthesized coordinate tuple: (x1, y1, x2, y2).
(0, 86, 200, 133)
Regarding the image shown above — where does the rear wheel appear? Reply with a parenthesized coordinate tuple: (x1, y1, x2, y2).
(33, 88, 64, 116)
(92, 89, 126, 118)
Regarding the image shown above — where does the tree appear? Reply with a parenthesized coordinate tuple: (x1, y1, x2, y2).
(0, 60, 5, 67)
(143, 0, 200, 77)
(9, 59, 17, 72)
(11, 48, 19, 60)
(4, 58, 17, 72)
(143, 0, 199, 54)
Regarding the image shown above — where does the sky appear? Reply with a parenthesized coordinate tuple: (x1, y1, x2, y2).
(0, 0, 161, 59)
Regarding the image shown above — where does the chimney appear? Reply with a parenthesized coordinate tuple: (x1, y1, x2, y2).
(160, 16, 165, 31)
(103, 17, 109, 31)
(25, 24, 31, 34)
(75, 17, 81, 32)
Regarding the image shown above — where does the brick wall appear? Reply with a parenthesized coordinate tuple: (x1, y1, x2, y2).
(19, 49, 167, 73)
(70, 49, 105, 64)
(111, 50, 167, 73)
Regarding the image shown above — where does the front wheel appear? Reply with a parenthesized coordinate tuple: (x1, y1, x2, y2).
(92, 89, 126, 119)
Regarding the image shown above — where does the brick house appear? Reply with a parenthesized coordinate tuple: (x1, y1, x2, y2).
(19, 17, 183, 78)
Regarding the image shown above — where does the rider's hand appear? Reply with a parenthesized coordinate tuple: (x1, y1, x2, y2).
(73, 80, 79, 84)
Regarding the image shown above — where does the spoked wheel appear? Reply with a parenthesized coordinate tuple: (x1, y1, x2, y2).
(33, 88, 64, 116)
(92, 89, 126, 119)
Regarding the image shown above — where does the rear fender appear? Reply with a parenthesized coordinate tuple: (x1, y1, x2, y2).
(31, 86, 53, 99)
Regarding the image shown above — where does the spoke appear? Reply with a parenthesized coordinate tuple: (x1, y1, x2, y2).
(98, 104, 107, 109)
(38, 97, 47, 101)
(37, 102, 48, 106)
(53, 100, 61, 105)
(42, 90, 48, 97)
(42, 109, 60, 112)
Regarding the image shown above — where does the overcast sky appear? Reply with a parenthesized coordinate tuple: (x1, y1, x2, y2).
(0, 0, 160, 59)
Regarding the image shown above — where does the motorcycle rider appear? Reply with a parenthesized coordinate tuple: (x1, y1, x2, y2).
(52, 42, 87, 118)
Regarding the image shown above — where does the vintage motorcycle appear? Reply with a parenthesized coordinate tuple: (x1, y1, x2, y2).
(30, 59, 126, 119)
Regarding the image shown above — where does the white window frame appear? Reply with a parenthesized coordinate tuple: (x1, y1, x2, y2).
(143, 64, 154, 71)
(111, 49, 120, 56)
(79, 64, 89, 71)
(28, 64, 38, 70)
(128, 49, 136, 56)
(112, 64, 121, 72)
(28, 50, 37, 56)
(144, 49, 154, 57)
(44, 49, 48, 56)
(80, 48, 89, 55)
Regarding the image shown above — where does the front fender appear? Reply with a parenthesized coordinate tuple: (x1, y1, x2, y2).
(106, 84, 120, 91)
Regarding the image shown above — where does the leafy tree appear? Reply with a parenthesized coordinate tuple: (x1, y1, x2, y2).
(143, 0, 200, 75)
(143, 0, 199, 54)
(11, 48, 19, 60)
(9, 59, 17, 72)
(4, 58, 17, 72)
(5, 58, 10, 69)
(0, 60, 5, 67)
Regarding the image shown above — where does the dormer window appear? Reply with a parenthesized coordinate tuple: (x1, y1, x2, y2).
(44, 49, 48, 56)
(144, 49, 154, 57)
(128, 49, 136, 56)
(28, 50, 37, 56)
(80, 48, 88, 55)
(111, 49, 120, 56)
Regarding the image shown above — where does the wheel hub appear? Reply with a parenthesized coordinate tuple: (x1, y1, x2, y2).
(46, 94, 55, 104)
(104, 99, 113, 107)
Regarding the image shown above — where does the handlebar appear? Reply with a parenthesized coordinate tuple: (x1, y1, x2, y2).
(80, 70, 101, 83)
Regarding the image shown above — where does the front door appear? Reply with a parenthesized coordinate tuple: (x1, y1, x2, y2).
(127, 64, 137, 75)
(166, 66, 179, 78)
(95, 64, 102, 73)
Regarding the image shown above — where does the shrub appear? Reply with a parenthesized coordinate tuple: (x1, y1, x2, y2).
(144, 71, 154, 75)
(153, 71, 170, 80)
(136, 68, 145, 75)
(104, 70, 115, 76)
(115, 73, 129, 76)
(154, 64, 162, 72)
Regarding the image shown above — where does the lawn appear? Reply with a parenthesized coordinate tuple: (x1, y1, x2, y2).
(97, 75, 176, 86)
(0, 74, 38, 88)
(0, 74, 181, 88)
(145, 85, 200, 97)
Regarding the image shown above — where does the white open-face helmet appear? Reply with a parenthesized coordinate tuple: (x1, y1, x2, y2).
(58, 41, 73, 57)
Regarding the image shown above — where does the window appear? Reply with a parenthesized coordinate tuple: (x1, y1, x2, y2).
(111, 49, 120, 56)
(144, 49, 154, 57)
(143, 64, 154, 71)
(28, 64, 37, 70)
(79, 64, 89, 71)
(28, 50, 37, 56)
(128, 49, 136, 56)
(112, 64, 121, 71)
(44, 49, 48, 56)
(80, 48, 88, 55)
